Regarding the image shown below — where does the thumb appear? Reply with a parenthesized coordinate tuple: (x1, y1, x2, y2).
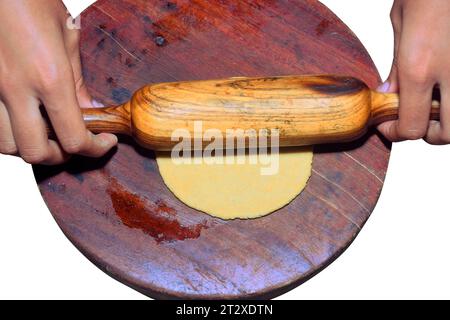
(379, 60, 399, 94)
(64, 29, 117, 147)
(72, 52, 103, 109)
(375, 59, 401, 142)
(383, 0, 402, 95)
(75, 75, 104, 109)
(65, 29, 104, 109)
(376, 1, 403, 142)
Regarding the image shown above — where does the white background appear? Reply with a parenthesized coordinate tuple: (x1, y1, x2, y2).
(1, 0, 449, 300)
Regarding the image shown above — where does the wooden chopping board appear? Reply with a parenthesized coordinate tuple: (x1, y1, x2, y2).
(33, 0, 390, 299)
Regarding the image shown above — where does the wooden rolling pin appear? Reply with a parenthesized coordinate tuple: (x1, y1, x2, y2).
(56, 75, 440, 150)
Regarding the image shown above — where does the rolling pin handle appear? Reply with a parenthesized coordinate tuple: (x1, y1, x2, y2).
(81, 103, 132, 135)
(370, 91, 440, 126)
(46, 103, 132, 138)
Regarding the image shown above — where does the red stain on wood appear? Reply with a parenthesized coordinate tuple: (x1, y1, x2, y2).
(315, 19, 331, 36)
(155, 199, 177, 216)
(107, 177, 207, 243)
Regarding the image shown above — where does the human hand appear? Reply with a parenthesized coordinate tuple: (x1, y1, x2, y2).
(377, 0, 449, 144)
(0, 0, 117, 165)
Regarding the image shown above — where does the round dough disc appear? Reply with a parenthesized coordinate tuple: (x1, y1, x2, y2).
(156, 147, 313, 220)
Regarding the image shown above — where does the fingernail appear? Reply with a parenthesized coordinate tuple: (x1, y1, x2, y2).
(104, 134, 118, 147)
(92, 99, 105, 108)
(377, 81, 391, 93)
(95, 134, 117, 149)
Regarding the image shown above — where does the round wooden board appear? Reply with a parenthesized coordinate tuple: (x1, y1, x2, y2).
(34, 0, 390, 299)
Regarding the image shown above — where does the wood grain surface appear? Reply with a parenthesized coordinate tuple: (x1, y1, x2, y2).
(34, 0, 391, 299)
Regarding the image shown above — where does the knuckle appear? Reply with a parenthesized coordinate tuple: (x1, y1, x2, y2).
(389, 6, 396, 19)
(33, 62, 71, 94)
(398, 127, 426, 140)
(0, 142, 18, 155)
(399, 55, 434, 86)
(389, 10, 395, 22)
(36, 73, 64, 94)
(21, 149, 49, 164)
(61, 137, 87, 154)
(409, 71, 433, 87)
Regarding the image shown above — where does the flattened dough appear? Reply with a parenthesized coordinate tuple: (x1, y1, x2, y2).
(156, 147, 313, 220)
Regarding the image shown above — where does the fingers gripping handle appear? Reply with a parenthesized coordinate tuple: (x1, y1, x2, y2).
(370, 91, 440, 125)
(45, 103, 131, 138)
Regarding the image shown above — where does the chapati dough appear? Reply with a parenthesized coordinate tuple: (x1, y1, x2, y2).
(156, 147, 313, 220)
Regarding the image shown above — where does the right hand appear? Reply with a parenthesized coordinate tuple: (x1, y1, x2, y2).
(0, 0, 117, 165)
(377, 0, 450, 144)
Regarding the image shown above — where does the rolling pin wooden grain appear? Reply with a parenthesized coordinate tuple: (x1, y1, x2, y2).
(47, 75, 440, 149)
